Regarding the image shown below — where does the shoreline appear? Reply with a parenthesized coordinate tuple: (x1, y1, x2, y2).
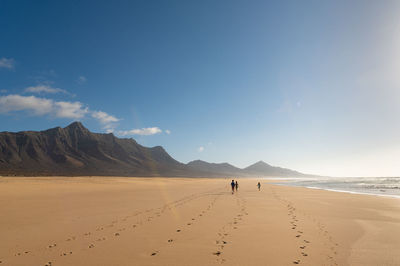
(272, 182, 400, 199)
(1, 177, 399, 265)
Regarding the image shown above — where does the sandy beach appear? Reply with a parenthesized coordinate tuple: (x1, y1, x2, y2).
(0, 177, 399, 266)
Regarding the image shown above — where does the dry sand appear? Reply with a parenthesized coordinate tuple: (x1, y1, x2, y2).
(0, 177, 399, 266)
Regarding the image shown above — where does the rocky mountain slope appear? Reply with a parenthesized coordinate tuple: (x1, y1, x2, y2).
(0, 122, 311, 177)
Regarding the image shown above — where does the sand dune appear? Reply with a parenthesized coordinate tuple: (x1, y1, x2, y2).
(0, 177, 399, 265)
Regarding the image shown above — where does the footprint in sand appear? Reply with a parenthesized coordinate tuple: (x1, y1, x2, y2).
(89, 244, 95, 248)
(168, 239, 173, 243)
(151, 251, 158, 256)
(176, 229, 181, 232)
(293, 260, 300, 264)
(213, 251, 221, 256)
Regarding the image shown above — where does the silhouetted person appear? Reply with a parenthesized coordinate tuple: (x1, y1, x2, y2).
(257, 182, 261, 191)
(235, 181, 238, 191)
(231, 180, 235, 194)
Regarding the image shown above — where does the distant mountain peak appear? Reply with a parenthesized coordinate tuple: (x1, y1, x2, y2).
(187, 159, 206, 164)
(151, 145, 166, 151)
(65, 121, 86, 129)
(247, 160, 271, 168)
(63, 121, 90, 134)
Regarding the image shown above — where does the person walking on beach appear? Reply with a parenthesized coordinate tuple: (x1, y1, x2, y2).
(235, 181, 239, 191)
(231, 180, 235, 194)
(257, 182, 261, 191)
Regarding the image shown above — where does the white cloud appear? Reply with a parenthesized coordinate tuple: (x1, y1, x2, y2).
(118, 127, 162, 136)
(92, 111, 120, 124)
(54, 101, 88, 119)
(0, 94, 87, 119)
(165, 129, 171, 134)
(24, 85, 68, 95)
(0, 94, 158, 135)
(277, 99, 302, 113)
(198, 146, 204, 152)
(91, 110, 120, 132)
(0, 58, 15, 69)
(77, 76, 87, 84)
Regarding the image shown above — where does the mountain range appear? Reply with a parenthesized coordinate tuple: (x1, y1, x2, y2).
(0, 122, 311, 177)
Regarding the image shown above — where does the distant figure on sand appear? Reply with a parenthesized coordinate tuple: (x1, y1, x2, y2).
(231, 180, 235, 193)
(235, 181, 238, 191)
(257, 182, 261, 191)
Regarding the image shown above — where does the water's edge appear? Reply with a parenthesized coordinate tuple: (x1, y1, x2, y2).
(267, 177, 400, 199)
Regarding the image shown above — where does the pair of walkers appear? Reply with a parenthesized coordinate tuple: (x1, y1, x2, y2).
(231, 179, 261, 194)
(230, 180, 238, 193)
(229, 180, 261, 193)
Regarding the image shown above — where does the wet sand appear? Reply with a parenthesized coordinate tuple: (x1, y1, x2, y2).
(0, 177, 399, 266)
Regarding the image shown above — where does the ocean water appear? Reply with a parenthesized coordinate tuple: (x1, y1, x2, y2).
(269, 176, 400, 199)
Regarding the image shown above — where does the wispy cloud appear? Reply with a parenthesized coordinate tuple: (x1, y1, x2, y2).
(0, 94, 87, 119)
(24, 85, 69, 95)
(165, 129, 171, 134)
(198, 146, 204, 152)
(0, 92, 156, 136)
(77, 76, 87, 84)
(277, 99, 302, 114)
(118, 127, 162, 136)
(92, 110, 120, 132)
(54, 101, 88, 119)
(0, 89, 7, 93)
(0, 94, 53, 115)
(0, 58, 15, 69)
(92, 111, 119, 124)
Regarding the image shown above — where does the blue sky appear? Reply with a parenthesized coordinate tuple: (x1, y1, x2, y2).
(1, 0, 400, 177)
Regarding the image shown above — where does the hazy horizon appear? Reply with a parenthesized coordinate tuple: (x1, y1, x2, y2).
(2, 1, 400, 177)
